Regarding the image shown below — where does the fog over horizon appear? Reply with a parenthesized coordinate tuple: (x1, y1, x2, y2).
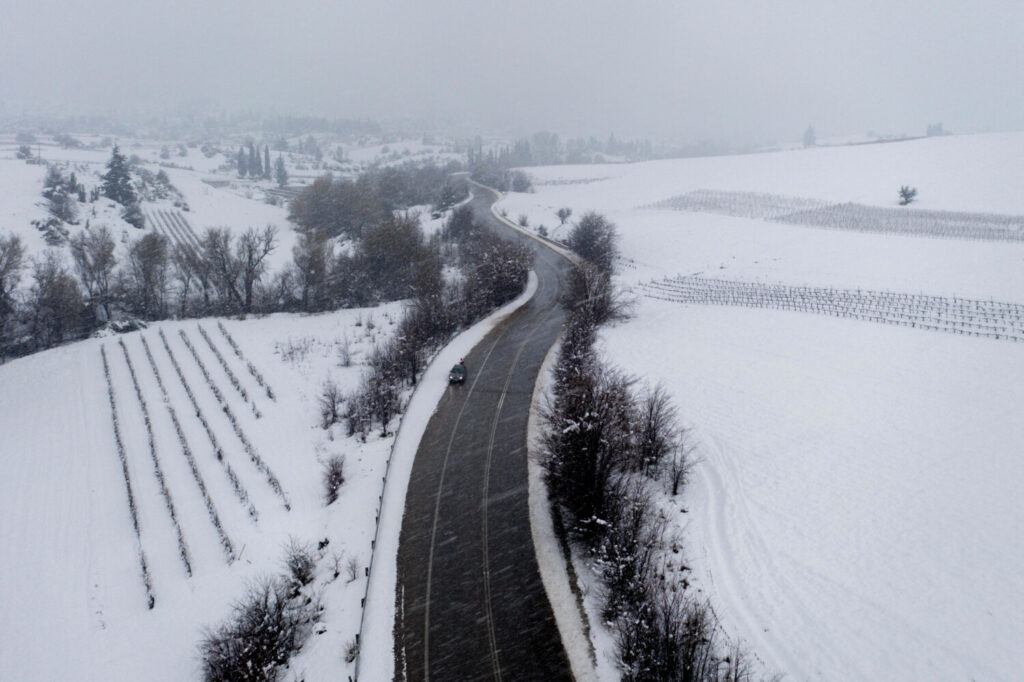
(3, 0, 1022, 144)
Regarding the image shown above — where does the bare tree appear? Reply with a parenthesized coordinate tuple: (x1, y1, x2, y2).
(562, 261, 628, 329)
(667, 442, 694, 497)
(556, 207, 572, 225)
(319, 380, 344, 429)
(292, 228, 331, 312)
(237, 225, 277, 312)
(0, 234, 25, 319)
(632, 385, 680, 474)
(69, 226, 117, 322)
(170, 242, 198, 317)
(323, 454, 345, 505)
(29, 250, 85, 349)
(201, 227, 242, 310)
(542, 361, 636, 540)
(803, 124, 816, 148)
(126, 233, 170, 319)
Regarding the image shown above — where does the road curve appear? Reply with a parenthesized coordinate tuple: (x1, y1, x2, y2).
(394, 187, 573, 681)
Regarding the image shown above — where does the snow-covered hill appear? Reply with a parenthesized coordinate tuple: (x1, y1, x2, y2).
(0, 132, 463, 282)
(502, 132, 1024, 680)
(0, 307, 404, 680)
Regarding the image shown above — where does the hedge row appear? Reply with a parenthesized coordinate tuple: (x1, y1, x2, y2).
(542, 263, 754, 680)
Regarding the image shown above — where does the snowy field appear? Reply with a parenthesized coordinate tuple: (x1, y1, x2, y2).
(0, 271, 537, 680)
(502, 132, 1024, 680)
(0, 305, 405, 680)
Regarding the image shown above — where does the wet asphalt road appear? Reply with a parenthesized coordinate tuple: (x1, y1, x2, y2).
(394, 187, 573, 681)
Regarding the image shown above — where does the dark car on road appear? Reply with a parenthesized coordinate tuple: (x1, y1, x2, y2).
(448, 362, 467, 384)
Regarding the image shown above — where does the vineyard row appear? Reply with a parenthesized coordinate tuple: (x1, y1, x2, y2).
(650, 190, 1024, 242)
(178, 329, 291, 510)
(117, 339, 194, 577)
(158, 329, 259, 521)
(642, 276, 1024, 342)
(100, 345, 156, 610)
(139, 336, 235, 561)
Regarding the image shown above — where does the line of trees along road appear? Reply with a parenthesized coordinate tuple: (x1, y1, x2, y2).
(541, 214, 762, 680)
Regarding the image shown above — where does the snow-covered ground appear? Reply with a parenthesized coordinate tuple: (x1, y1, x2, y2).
(0, 305, 405, 680)
(0, 266, 539, 680)
(0, 132, 462, 280)
(0, 136, 293, 274)
(503, 132, 1024, 680)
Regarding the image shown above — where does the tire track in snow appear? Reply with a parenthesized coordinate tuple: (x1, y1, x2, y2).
(695, 433, 810, 677)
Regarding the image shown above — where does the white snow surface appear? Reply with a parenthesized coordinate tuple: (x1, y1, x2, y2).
(0, 135, 297, 280)
(499, 132, 1024, 680)
(0, 305, 407, 680)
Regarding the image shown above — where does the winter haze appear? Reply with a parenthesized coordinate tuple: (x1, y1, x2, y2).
(3, 0, 1023, 142)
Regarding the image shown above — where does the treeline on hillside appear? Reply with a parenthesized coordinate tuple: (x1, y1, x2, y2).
(466, 131, 737, 169)
(0, 198, 526, 365)
(31, 145, 159, 246)
(468, 162, 533, 193)
(542, 214, 760, 680)
(0, 162, 479, 361)
(467, 132, 657, 166)
(323, 204, 533, 439)
(288, 163, 468, 240)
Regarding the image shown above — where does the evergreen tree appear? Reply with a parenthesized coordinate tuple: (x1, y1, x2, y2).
(102, 145, 137, 206)
(42, 165, 64, 200)
(248, 143, 262, 178)
(274, 155, 288, 188)
(122, 202, 145, 229)
(48, 184, 78, 224)
(803, 125, 816, 148)
(898, 185, 918, 205)
(237, 146, 248, 178)
(263, 145, 271, 179)
(568, 212, 619, 272)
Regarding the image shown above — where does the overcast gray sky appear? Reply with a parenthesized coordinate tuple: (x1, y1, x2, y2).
(2, 0, 1022, 143)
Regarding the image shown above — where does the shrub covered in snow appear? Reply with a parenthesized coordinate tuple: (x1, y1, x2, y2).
(322, 454, 345, 505)
(199, 576, 315, 682)
(539, 262, 755, 680)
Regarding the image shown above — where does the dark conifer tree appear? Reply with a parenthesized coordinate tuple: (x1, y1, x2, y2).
(274, 155, 288, 188)
(263, 145, 271, 179)
(102, 145, 136, 205)
(237, 146, 248, 178)
(248, 143, 262, 178)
